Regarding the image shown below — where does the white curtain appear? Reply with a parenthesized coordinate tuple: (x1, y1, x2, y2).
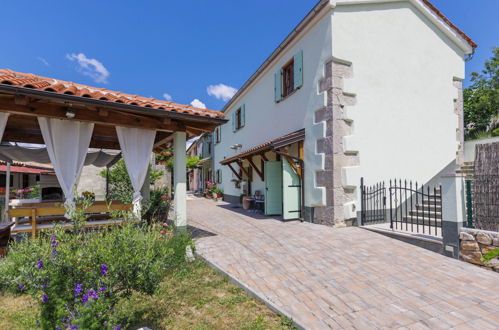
(0, 113, 9, 142)
(116, 126, 156, 217)
(38, 117, 94, 214)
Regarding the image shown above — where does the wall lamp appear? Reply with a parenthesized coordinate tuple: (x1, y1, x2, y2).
(65, 107, 76, 119)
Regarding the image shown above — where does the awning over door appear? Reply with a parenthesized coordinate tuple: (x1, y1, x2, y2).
(220, 128, 305, 165)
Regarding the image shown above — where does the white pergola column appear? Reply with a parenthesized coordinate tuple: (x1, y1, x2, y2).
(173, 131, 187, 229)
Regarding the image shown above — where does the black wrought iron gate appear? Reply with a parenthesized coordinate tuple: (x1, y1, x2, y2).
(360, 178, 443, 236)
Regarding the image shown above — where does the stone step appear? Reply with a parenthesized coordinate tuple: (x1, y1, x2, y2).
(416, 204, 442, 212)
(400, 217, 442, 225)
(409, 210, 442, 217)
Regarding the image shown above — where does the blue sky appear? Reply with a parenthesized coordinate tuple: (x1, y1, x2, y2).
(1, 0, 497, 111)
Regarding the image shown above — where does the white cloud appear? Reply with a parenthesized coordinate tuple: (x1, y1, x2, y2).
(163, 93, 173, 101)
(66, 53, 110, 84)
(190, 99, 206, 109)
(207, 83, 237, 102)
(36, 57, 49, 66)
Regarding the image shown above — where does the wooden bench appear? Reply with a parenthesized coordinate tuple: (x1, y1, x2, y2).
(9, 202, 133, 238)
(0, 222, 14, 256)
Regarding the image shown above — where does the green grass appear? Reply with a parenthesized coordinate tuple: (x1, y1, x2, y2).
(0, 260, 296, 330)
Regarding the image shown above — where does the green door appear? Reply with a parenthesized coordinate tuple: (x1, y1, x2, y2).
(282, 160, 301, 220)
(264, 161, 283, 215)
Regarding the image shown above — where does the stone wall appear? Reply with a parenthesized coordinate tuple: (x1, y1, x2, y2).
(459, 228, 499, 272)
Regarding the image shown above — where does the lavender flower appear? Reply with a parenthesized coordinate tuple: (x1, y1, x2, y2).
(115, 326, 122, 330)
(51, 234, 58, 247)
(70, 326, 79, 330)
(18, 284, 25, 291)
(101, 264, 108, 277)
(98, 286, 106, 293)
(81, 293, 89, 305)
(74, 283, 83, 298)
(88, 289, 99, 300)
(37, 258, 44, 270)
(41, 294, 49, 303)
(52, 248, 58, 259)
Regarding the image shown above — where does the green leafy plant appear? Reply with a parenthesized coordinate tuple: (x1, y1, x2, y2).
(155, 148, 201, 170)
(464, 47, 499, 139)
(27, 185, 41, 200)
(481, 248, 499, 263)
(100, 159, 163, 204)
(492, 126, 499, 137)
(143, 187, 171, 223)
(0, 218, 191, 329)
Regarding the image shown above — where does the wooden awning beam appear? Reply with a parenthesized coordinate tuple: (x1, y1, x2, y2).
(236, 160, 251, 178)
(227, 163, 241, 180)
(0, 100, 184, 132)
(245, 156, 263, 181)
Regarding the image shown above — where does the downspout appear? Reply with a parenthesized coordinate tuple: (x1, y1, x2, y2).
(273, 150, 305, 222)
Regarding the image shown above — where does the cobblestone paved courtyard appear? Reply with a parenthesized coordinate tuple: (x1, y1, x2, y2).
(188, 199, 499, 329)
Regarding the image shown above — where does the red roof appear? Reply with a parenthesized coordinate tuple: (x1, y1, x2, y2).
(0, 70, 223, 119)
(422, 0, 477, 49)
(0, 165, 52, 174)
(220, 129, 305, 164)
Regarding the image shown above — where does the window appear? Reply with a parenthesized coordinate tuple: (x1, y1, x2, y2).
(214, 127, 221, 144)
(216, 169, 222, 184)
(282, 59, 294, 98)
(231, 105, 245, 132)
(275, 50, 303, 103)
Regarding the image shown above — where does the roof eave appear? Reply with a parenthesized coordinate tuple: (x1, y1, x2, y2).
(0, 84, 227, 125)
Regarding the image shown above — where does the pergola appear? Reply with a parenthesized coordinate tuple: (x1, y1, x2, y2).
(0, 69, 226, 228)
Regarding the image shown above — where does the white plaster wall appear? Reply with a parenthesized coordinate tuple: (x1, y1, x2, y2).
(464, 137, 499, 162)
(77, 165, 106, 200)
(214, 10, 334, 207)
(332, 2, 465, 190)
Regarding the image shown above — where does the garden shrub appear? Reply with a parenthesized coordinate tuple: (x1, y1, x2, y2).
(492, 127, 499, 137)
(143, 187, 171, 224)
(0, 221, 191, 329)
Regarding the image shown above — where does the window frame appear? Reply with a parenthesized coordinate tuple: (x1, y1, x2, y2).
(281, 58, 295, 98)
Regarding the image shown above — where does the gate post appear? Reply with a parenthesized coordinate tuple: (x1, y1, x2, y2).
(360, 177, 364, 226)
(441, 173, 466, 258)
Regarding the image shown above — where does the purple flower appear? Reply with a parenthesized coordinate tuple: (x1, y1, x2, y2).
(101, 264, 108, 277)
(70, 326, 79, 330)
(51, 234, 58, 247)
(18, 284, 25, 291)
(41, 294, 49, 303)
(88, 289, 99, 300)
(74, 283, 83, 298)
(37, 258, 44, 270)
(41, 283, 48, 288)
(52, 248, 58, 259)
(81, 293, 89, 305)
(98, 286, 106, 293)
(114, 326, 122, 330)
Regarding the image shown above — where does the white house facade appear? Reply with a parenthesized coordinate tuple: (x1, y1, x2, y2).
(213, 0, 476, 226)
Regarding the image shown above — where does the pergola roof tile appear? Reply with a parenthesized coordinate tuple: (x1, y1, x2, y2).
(0, 69, 223, 119)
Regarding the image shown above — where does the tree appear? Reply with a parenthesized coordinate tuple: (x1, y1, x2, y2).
(100, 159, 163, 203)
(464, 47, 499, 139)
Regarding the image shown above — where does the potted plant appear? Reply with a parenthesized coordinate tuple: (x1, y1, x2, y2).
(212, 187, 223, 199)
(155, 148, 174, 165)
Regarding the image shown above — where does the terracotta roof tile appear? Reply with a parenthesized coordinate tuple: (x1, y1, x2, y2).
(422, 0, 477, 49)
(220, 129, 305, 164)
(0, 69, 223, 119)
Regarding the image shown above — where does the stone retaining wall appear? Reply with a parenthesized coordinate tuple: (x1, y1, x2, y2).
(459, 228, 499, 272)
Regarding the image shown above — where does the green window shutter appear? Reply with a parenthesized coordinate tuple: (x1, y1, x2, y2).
(219, 169, 222, 183)
(231, 111, 236, 132)
(241, 104, 245, 128)
(294, 50, 303, 89)
(274, 70, 282, 103)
